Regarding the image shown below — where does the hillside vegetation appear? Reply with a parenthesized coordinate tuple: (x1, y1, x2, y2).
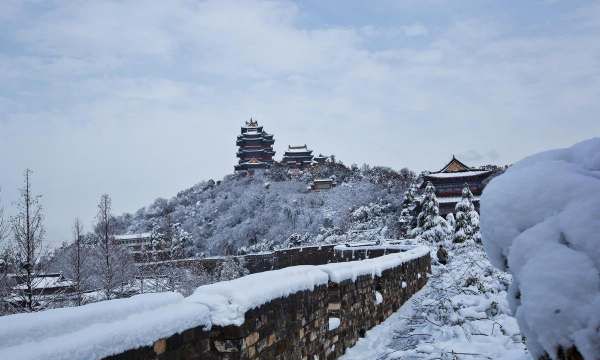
(114, 162, 416, 256)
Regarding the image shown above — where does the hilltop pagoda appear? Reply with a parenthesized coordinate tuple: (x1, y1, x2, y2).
(313, 154, 329, 165)
(235, 119, 276, 171)
(422, 156, 497, 216)
(282, 145, 314, 169)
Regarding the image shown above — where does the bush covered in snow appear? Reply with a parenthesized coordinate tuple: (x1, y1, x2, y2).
(481, 138, 600, 359)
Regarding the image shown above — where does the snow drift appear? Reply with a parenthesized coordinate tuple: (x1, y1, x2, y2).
(480, 138, 600, 359)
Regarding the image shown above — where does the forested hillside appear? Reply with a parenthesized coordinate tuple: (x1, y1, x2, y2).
(114, 162, 417, 256)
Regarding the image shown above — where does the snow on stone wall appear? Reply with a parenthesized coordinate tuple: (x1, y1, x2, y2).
(0, 247, 431, 360)
(480, 138, 600, 359)
(187, 265, 330, 326)
(321, 247, 429, 283)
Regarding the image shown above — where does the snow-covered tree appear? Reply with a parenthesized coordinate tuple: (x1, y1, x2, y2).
(398, 184, 419, 237)
(170, 223, 192, 259)
(0, 190, 13, 314)
(10, 169, 47, 311)
(93, 194, 134, 300)
(445, 213, 456, 230)
(453, 184, 481, 243)
(95, 194, 115, 299)
(0, 188, 7, 249)
(412, 182, 451, 243)
(216, 257, 249, 282)
(71, 218, 85, 306)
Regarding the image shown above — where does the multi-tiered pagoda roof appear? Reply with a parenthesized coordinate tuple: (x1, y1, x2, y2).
(235, 119, 276, 171)
(282, 145, 314, 168)
(423, 156, 497, 216)
(313, 154, 329, 165)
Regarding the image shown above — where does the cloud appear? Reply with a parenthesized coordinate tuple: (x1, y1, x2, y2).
(402, 23, 429, 37)
(457, 150, 500, 164)
(1, 0, 600, 245)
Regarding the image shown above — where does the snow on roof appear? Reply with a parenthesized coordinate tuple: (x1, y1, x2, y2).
(425, 170, 491, 179)
(114, 232, 152, 241)
(481, 137, 600, 359)
(286, 145, 310, 153)
(438, 156, 472, 172)
(313, 178, 335, 183)
(333, 242, 416, 252)
(13, 276, 74, 290)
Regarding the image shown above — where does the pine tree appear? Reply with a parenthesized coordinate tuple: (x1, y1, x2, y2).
(398, 184, 418, 237)
(413, 182, 450, 243)
(453, 184, 480, 243)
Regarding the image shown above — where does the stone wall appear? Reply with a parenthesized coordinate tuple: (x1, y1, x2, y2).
(140, 244, 406, 277)
(540, 347, 584, 360)
(107, 251, 430, 360)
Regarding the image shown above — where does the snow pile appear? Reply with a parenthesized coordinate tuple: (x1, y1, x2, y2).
(342, 242, 529, 360)
(329, 317, 341, 331)
(187, 265, 329, 326)
(319, 247, 429, 283)
(480, 138, 600, 359)
(375, 291, 383, 305)
(0, 292, 182, 348)
(0, 293, 211, 360)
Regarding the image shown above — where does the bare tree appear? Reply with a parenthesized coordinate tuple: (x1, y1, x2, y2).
(0, 188, 12, 314)
(11, 169, 46, 311)
(71, 218, 85, 306)
(95, 194, 115, 300)
(94, 194, 135, 300)
(0, 188, 7, 245)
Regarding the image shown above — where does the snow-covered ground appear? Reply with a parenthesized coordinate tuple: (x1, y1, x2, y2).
(342, 243, 529, 360)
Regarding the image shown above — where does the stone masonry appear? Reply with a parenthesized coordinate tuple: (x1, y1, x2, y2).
(106, 252, 430, 360)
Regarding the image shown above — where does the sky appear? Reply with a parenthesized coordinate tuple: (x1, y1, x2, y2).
(1, 0, 599, 246)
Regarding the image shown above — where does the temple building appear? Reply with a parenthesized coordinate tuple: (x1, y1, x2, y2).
(309, 178, 337, 192)
(282, 145, 314, 169)
(423, 156, 498, 216)
(235, 119, 276, 171)
(313, 154, 329, 165)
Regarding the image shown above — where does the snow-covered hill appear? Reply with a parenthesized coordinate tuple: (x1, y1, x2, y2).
(114, 163, 416, 256)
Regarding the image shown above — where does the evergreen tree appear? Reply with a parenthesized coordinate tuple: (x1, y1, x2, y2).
(453, 184, 481, 243)
(398, 184, 418, 237)
(413, 182, 451, 243)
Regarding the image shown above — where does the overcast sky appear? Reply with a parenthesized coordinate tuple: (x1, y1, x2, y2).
(1, 0, 599, 246)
